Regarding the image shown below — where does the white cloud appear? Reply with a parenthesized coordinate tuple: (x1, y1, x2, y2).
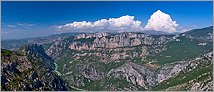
(5, 23, 36, 29)
(58, 15, 143, 32)
(7, 25, 17, 28)
(144, 10, 179, 33)
(17, 23, 36, 27)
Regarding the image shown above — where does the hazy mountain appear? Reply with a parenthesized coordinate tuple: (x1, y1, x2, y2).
(142, 30, 179, 35)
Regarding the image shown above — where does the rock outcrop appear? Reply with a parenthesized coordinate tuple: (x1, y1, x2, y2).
(69, 32, 162, 50)
(107, 62, 157, 89)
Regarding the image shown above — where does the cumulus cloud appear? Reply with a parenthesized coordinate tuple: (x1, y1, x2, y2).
(144, 10, 179, 33)
(57, 15, 143, 32)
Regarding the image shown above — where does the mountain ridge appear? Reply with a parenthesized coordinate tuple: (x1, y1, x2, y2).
(1, 26, 213, 91)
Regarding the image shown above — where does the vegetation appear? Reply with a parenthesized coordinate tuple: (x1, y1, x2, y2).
(83, 77, 130, 91)
(133, 57, 143, 64)
(151, 59, 212, 90)
(74, 37, 96, 44)
(184, 26, 212, 38)
(1, 49, 12, 56)
(95, 62, 126, 73)
(147, 37, 212, 65)
(42, 43, 52, 50)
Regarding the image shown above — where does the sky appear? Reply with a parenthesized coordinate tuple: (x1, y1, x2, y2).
(2, 1, 213, 40)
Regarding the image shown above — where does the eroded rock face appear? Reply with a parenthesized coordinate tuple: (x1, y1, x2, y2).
(141, 46, 149, 57)
(69, 42, 95, 50)
(157, 63, 188, 83)
(190, 80, 213, 91)
(46, 38, 66, 59)
(107, 62, 157, 89)
(79, 64, 105, 81)
(69, 32, 159, 50)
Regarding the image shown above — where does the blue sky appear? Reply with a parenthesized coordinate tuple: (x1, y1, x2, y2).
(2, 1, 213, 40)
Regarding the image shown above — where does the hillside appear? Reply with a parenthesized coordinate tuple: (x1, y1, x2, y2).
(1, 44, 68, 91)
(184, 26, 213, 38)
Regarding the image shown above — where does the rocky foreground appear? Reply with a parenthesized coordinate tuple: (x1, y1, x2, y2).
(1, 44, 68, 91)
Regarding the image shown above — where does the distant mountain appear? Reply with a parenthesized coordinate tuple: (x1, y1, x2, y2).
(1, 32, 79, 51)
(184, 26, 213, 38)
(142, 30, 180, 35)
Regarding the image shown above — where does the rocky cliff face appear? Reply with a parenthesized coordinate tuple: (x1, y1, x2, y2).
(1, 44, 68, 91)
(51, 32, 170, 63)
(107, 62, 157, 89)
(78, 64, 105, 80)
(42, 32, 179, 64)
(46, 38, 67, 59)
(69, 32, 171, 50)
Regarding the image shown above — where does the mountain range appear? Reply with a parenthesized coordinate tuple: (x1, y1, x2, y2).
(1, 26, 213, 91)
